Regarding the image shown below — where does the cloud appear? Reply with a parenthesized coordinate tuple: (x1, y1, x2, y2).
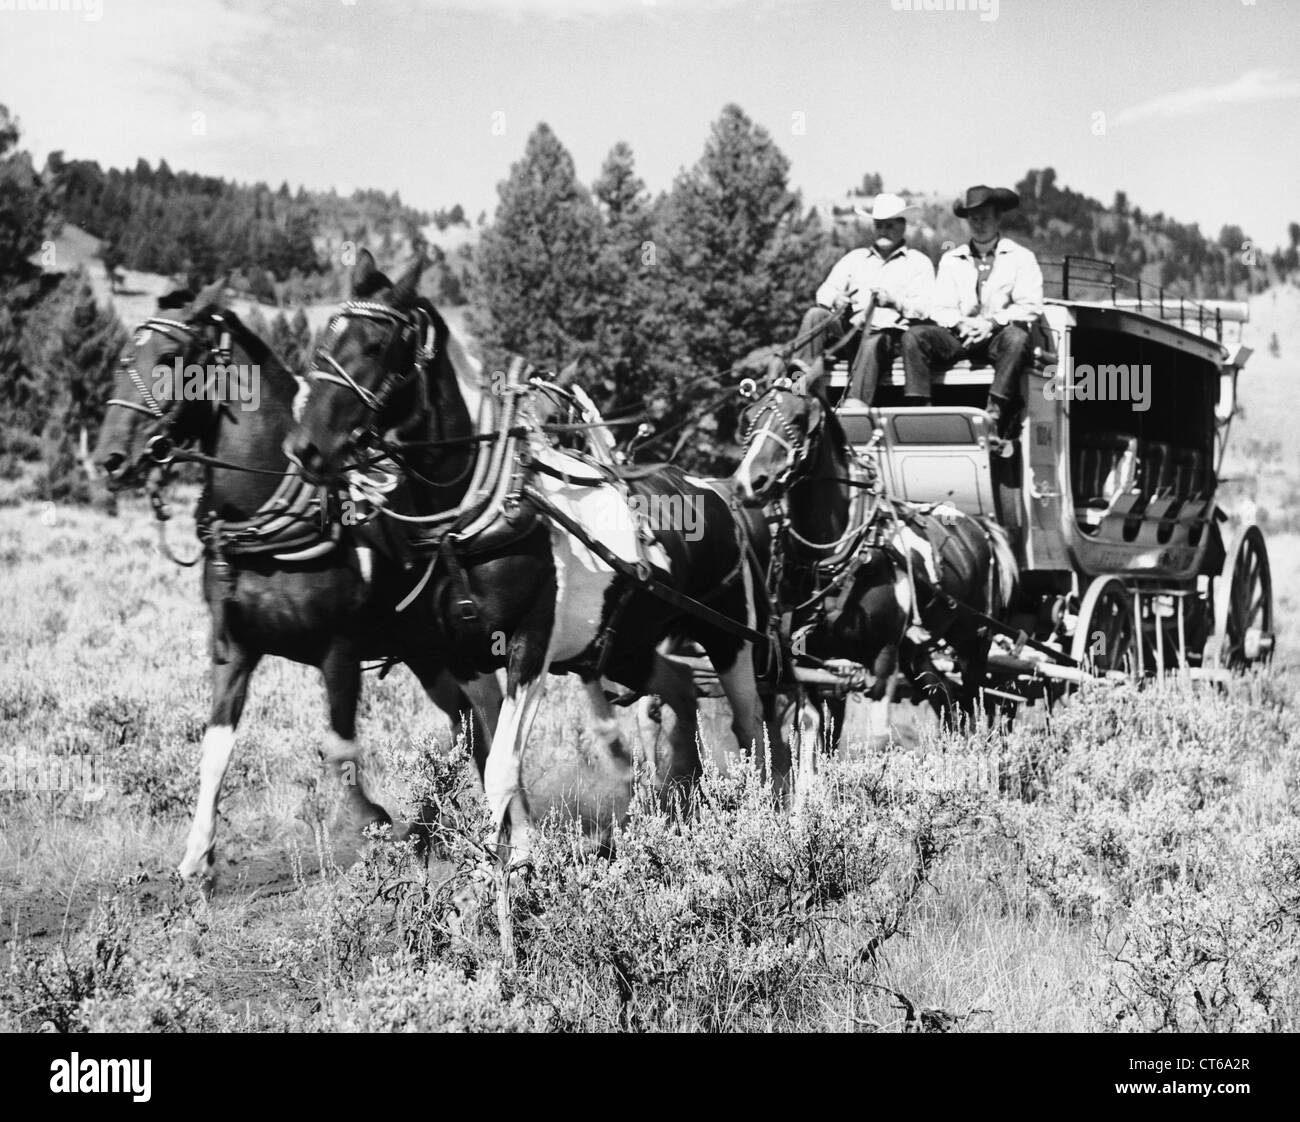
(1114, 69, 1300, 127)
(419, 0, 787, 16)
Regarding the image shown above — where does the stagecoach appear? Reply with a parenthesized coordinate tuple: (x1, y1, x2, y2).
(825, 255, 1273, 695)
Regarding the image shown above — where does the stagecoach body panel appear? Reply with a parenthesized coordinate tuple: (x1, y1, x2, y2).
(838, 404, 1000, 517)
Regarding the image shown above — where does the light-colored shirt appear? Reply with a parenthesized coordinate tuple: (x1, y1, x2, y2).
(815, 245, 935, 329)
(931, 236, 1044, 328)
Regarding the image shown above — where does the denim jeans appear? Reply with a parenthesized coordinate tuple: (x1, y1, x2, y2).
(898, 322, 1031, 403)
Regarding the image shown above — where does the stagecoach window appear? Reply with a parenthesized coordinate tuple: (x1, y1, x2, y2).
(1065, 330, 1217, 532)
(839, 414, 878, 445)
(892, 413, 978, 445)
(1066, 332, 1215, 456)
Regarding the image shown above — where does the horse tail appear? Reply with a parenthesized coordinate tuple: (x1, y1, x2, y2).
(979, 518, 1018, 617)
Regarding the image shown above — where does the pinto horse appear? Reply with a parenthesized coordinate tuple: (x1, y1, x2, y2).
(286, 252, 786, 867)
(733, 370, 1017, 744)
(93, 280, 501, 886)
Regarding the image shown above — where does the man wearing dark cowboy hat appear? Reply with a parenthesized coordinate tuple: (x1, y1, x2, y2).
(793, 192, 934, 403)
(899, 184, 1043, 437)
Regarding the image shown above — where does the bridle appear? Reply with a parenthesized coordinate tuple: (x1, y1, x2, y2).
(742, 383, 886, 559)
(740, 383, 823, 495)
(106, 314, 233, 466)
(306, 300, 435, 420)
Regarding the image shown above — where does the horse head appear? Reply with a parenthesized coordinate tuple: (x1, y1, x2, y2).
(94, 277, 258, 490)
(734, 365, 840, 504)
(286, 251, 441, 485)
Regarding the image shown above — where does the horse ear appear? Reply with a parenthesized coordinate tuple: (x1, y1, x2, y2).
(390, 253, 426, 307)
(190, 275, 226, 313)
(350, 249, 379, 296)
(157, 287, 194, 311)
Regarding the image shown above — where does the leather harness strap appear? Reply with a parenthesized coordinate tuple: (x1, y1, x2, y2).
(521, 483, 767, 645)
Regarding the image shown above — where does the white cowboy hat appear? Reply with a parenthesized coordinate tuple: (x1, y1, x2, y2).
(853, 192, 917, 222)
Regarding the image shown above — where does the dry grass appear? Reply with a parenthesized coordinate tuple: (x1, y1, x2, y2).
(1, 494, 1298, 1033)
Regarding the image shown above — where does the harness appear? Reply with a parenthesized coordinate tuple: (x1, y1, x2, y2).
(743, 385, 1068, 681)
(743, 386, 885, 624)
(319, 345, 771, 663)
(109, 312, 349, 661)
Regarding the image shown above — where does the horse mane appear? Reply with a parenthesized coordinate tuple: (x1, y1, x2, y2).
(807, 375, 850, 475)
(195, 304, 296, 393)
(354, 261, 487, 432)
(408, 295, 486, 430)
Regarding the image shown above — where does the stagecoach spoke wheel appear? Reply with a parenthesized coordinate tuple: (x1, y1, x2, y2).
(1070, 576, 1136, 676)
(1215, 525, 1274, 670)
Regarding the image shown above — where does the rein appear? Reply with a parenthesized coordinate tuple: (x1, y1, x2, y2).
(146, 471, 203, 567)
(115, 312, 333, 567)
(382, 416, 644, 454)
(152, 440, 297, 477)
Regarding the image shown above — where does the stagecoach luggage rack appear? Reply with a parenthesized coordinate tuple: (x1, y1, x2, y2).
(1042, 256, 1248, 345)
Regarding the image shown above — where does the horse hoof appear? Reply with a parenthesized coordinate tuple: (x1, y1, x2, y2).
(176, 858, 216, 898)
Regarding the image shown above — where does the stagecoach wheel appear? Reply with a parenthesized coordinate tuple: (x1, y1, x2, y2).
(1070, 576, 1137, 676)
(1215, 525, 1275, 670)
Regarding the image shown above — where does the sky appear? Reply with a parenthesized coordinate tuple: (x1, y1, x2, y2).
(2, 0, 1299, 248)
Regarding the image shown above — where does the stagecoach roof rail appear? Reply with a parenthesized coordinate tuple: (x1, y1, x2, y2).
(1045, 255, 1248, 345)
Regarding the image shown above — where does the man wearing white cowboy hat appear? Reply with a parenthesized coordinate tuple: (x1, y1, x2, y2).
(794, 192, 935, 403)
(899, 184, 1043, 435)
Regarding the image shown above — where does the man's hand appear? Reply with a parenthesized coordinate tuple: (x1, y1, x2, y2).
(870, 287, 896, 311)
(830, 292, 851, 312)
(957, 316, 996, 345)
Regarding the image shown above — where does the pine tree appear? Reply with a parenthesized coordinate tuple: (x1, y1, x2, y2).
(18, 268, 127, 501)
(649, 104, 828, 468)
(0, 104, 51, 283)
(471, 123, 605, 372)
(588, 141, 658, 409)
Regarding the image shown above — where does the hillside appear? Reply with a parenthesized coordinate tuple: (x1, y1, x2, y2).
(47, 154, 474, 310)
(43, 221, 474, 344)
(817, 168, 1289, 301)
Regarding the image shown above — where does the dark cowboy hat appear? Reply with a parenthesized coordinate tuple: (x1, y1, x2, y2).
(953, 185, 1020, 217)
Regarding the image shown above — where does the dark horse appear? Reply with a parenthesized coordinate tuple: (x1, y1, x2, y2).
(93, 280, 501, 886)
(734, 369, 1017, 747)
(286, 253, 787, 866)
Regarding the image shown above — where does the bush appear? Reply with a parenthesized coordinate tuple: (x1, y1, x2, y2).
(505, 753, 985, 1031)
(303, 741, 986, 1032)
(1093, 837, 1300, 1033)
(3, 888, 228, 1033)
(324, 957, 549, 1033)
(997, 682, 1283, 918)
